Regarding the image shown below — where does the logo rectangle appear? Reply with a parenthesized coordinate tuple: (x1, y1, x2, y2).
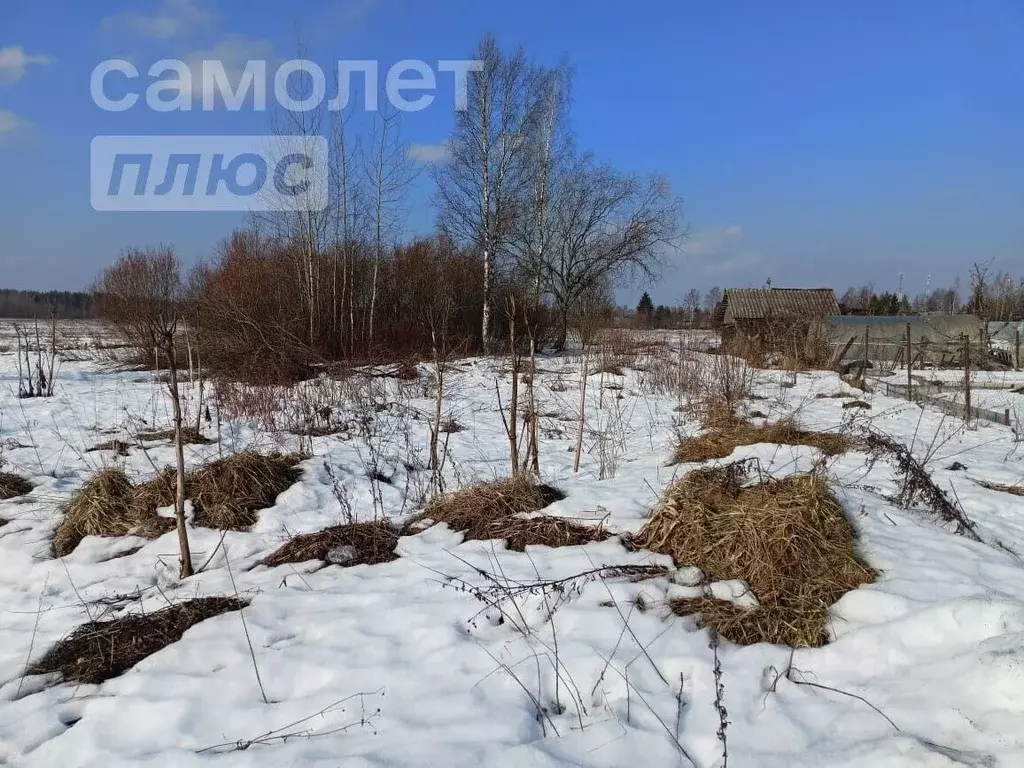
(90, 135, 329, 212)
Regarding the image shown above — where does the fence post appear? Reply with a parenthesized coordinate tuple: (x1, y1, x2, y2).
(906, 322, 912, 400)
(863, 326, 869, 379)
(963, 334, 971, 426)
(1016, 328, 1020, 370)
(1006, 408, 1011, 427)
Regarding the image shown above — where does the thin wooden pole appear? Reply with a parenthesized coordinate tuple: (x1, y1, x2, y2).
(573, 348, 589, 474)
(862, 326, 869, 383)
(905, 322, 912, 400)
(963, 334, 972, 426)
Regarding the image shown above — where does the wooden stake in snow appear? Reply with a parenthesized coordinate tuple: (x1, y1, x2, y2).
(574, 348, 589, 474)
(506, 297, 520, 475)
(963, 333, 972, 427)
(906, 322, 912, 401)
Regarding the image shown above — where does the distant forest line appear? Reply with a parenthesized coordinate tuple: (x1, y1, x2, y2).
(0, 289, 95, 319)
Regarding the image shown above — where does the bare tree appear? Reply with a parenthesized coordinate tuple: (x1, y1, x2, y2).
(327, 94, 364, 356)
(684, 288, 701, 326)
(532, 153, 682, 347)
(435, 34, 540, 353)
(362, 102, 418, 345)
(969, 261, 992, 319)
(513, 62, 573, 302)
(258, 41, 331, 348)
(93, 247, 194, 579)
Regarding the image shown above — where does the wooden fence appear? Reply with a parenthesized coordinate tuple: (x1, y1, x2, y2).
(871, 378, 1015, 428)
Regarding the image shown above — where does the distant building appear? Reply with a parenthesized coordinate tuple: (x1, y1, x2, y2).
(716, 287, 840, 350)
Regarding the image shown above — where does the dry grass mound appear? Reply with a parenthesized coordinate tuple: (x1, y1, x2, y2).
(262, 520, 399, 568)
(191, 451, 302, 530)
(28, 597, 247, 685)
(137, 427, 214, 445)
(673, 417, 851, 464)
(633, 462, 875, 647)
(0, 472, 33, 500)
(131, 466, 181, 513)
(53, 469, 177, 557)
(406, 476, 606, 551)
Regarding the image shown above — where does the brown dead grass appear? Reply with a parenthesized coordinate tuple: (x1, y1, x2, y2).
(593, 362, 625, 377)
(388, 361, 419, 380)
(28, 597, 248, 685)
(131, 466, 181, 514)
(54, 452, 302, 554)
(52, 468, 177, 557)
(633, 462, 875, 647)
(0, 472, 33, 500)
(673, 417, 851, 464)
(137, 427, 214, 445)
(262, 520, 399, 567)
(976, 480, 1024, 497)
(190, 451, 302, 530)
(405, 476, 607, 551)
(87, 439, 131, 456)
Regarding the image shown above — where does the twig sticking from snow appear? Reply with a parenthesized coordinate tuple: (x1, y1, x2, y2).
(224, 547, 268, 704)
(196, 689, 384, 753)
(710, 630, 728, 768)
(764, 651, 900, 733)
(15, 570, 50, 699)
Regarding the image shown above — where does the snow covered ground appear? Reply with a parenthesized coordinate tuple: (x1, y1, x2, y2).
(2, 335, 1024, 767)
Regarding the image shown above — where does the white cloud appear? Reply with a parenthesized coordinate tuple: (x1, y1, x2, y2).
(102, 0, 217, 39)
(179, 36, 275, 104)
(712, 252, 764, 273)
(330, 0, 379, 32)
(408, 142, 450, 164)
(0, 46, 54, 84)
(686, 225, 743, 257)
(0, 109, 32, 141)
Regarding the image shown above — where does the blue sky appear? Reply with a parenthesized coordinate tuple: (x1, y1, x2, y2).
(1, 0, 1022, 304)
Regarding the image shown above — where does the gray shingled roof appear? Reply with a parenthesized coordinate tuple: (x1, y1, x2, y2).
(721, 288, 839, 324)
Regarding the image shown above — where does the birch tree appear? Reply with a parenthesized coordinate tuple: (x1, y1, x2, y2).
(327, 94, 363, 356)
(435, 34, 539, 353)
